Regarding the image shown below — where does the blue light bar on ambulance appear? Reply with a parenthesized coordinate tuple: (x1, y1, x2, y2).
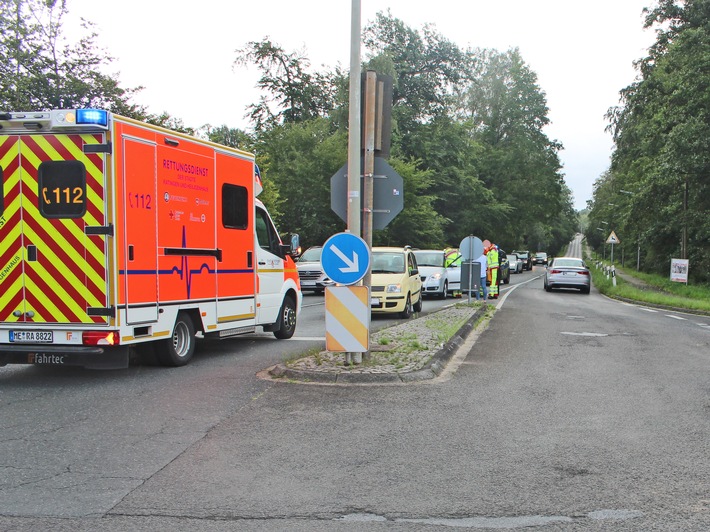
(76, 109, 108, 126)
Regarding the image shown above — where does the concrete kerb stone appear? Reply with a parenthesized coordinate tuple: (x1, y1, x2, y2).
(267, 304, 488, 385)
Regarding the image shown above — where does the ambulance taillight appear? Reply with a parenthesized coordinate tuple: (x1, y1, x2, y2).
(82, 331, 120, 346)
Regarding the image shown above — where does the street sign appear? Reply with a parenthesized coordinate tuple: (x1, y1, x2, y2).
(330, 156, 404, 230)
(459, 236, 483, 302)
(459, 236, 483, 261)
(321, 232, 371, 285)
(606, 231, 620, 244)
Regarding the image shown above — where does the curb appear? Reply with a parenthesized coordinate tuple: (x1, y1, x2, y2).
(268, 305, 488, 384)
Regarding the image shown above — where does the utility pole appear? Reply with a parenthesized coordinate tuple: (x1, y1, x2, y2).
(345, 0, 361, 365)
(682, 174, 688, 260)
(346, 0, 361, 239)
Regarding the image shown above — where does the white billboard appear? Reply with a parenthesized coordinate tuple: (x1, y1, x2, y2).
(670, 258, 689, 283)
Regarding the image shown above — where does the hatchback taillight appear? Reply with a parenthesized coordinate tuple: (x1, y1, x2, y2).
(550, 269, 561, 274)
(579, 271, 589, 276)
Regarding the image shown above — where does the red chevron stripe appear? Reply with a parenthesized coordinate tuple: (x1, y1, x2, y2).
(2, 155, 20, 178)
(20, 134, 105, 226)
(3, 180, 20, 205)
(19, 225, 106, 307)
(20, 184, 106, 286)
(0, 289, 24, 321)
(0, 236, 23, 270)
(0, 136, 19, 158)
(24, 267, 82, 323)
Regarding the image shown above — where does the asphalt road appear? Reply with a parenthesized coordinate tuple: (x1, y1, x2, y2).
(1, 264, 709, 531)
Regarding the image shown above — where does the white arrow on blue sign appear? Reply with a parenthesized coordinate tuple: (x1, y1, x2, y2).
(321, 233, 371, 286)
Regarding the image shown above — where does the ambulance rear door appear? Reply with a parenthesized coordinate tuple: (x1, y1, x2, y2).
(0, 131, 110, 327)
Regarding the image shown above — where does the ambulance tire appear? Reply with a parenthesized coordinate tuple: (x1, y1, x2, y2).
(158, 313, 196, 367)
(274, 296, 297, 339)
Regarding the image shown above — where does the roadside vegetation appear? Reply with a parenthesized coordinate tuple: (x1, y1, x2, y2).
(1, 0, 577, 257)
(282, 302, 486, 373)
(587, 254, 710, 314)
(585, 0, 710, 284)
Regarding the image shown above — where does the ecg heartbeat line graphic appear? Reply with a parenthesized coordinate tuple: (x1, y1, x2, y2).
(122, 226, 253, 300)
(164, 226, 213, 299)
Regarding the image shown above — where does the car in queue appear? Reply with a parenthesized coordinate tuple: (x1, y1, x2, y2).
(543, 257, 591, 294)
(370, 246, 423, 318)
(498, 249, 511, 284)
(508, 253, 523, 274)
(534, 252, 548, 265)
(512, 249, 533, 271)
(413, 249, 449, 299)
(445, 248, 462, 296)
(295, 246, 334, 295)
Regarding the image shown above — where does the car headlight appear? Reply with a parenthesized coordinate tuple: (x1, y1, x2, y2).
(430, 273, 442, 280)
(386, 284, 402, 293)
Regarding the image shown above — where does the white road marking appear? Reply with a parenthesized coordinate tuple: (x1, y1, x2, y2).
(495, 274, 543, 309)
(665, 315, 686, 321)
(561, 332, 609, 337)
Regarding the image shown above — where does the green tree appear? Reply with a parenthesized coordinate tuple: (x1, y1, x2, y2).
(0, 0, 143, 114)
(255, 118, 346, 246)
(461, 48, 572, 250)
(234, 39, 341, 132)
(603, 0, 710, 281)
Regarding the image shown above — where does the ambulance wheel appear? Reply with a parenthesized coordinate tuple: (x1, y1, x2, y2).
(159, 313, 195, 367)
(274, 296, 297, 339)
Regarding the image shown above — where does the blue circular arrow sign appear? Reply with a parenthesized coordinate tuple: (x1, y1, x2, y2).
(321, 233, 370, 285)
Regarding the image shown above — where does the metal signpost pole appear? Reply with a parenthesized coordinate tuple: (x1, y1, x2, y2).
(347, 0, 361, 238)
(346, 0, 361, 365)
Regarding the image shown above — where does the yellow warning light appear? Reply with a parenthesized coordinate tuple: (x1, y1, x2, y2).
(66, 112, 76, 123)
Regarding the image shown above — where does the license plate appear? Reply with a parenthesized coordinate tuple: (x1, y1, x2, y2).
(301, 280, 315, 286)
(370, 298, 382, 308)
(9, 330, 54, 343)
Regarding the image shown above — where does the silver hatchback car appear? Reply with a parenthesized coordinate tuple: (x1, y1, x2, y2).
(543, 257, 591, 294)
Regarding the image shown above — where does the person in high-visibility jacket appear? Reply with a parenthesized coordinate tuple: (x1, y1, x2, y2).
(486, 243, 500, 298)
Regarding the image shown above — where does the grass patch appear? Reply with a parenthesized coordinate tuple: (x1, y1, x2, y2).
(587, 256, 710, 313)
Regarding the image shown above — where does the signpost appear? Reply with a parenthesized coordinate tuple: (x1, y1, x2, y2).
(459, 236, 483, 303)
(606, 231, 620, 264)
(330, 157, 404, 230)
(321, 233, 371, 358)
(321, 233, 370, 285)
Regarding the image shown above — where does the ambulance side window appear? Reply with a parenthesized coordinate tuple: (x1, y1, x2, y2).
(38, 161, 87, 218)
(222, 184, 248, 229)
(255, 207, 280, 255)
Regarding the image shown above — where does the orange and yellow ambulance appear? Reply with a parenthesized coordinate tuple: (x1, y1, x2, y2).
(0, 109, 301, 368)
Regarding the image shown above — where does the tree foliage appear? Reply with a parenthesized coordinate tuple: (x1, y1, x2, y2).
(592, 0, 710, 283)
(0, 0, 143, 114)
(2, 4, 579, 262)
(233, 39, 341, 132)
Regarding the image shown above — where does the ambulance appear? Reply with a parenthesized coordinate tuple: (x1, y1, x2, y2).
(0, 109, 301, 369)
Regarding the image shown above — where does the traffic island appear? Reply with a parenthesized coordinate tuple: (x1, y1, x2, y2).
(265, 303, 488, 384)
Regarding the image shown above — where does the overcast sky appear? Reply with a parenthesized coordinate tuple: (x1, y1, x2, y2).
(65, 0, 657, 211)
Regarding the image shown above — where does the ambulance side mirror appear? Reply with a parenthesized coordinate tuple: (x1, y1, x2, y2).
(282, 234, 300, 259)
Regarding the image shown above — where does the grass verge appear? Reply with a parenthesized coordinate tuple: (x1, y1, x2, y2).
(587, 256, 710, 313)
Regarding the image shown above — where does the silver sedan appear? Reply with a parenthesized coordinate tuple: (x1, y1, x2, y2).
(543, 257, 591, 294)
